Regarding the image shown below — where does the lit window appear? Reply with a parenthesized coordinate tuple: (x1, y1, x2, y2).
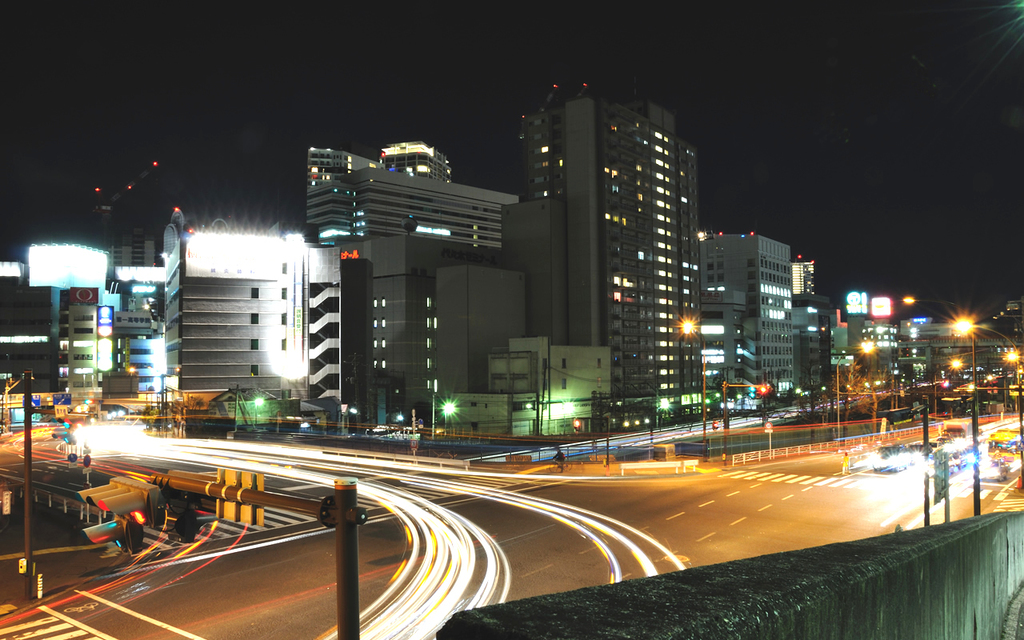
(540, 146, 549, 153)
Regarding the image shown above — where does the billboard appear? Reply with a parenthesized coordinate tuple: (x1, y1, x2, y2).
(184, 234, 288, 280)
(870, 297, 892, 318)
(70, 287, 99, 305)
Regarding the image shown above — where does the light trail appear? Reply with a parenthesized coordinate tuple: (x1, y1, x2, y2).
(77, 430, 680, 639)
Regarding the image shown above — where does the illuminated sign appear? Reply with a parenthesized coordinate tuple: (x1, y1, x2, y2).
(70, 287, 99, 305)
(846, 292, 868, 315)
(870, 297, 892, 318)
(0, 336, 48, 344)
(415, 225, 451, 237)
(97, 338, 113, 371)
(131, 284, 157, 294)
(97, 306, 113, 337)
(339, 250, 360, 260)
(28, 245, 107, 289)
(912, 317, 929, 324)
(184, 234, 290, 280)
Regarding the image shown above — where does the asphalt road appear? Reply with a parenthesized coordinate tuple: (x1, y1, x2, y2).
(2, 429, 1021, 639)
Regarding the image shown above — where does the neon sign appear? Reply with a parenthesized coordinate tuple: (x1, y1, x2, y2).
(340, 250, 360, 260)
(846, 292, 868, 315)
(97, 306, 113, 337)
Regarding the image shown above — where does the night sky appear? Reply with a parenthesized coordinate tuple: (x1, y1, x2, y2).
(4, 5, 1022, 318)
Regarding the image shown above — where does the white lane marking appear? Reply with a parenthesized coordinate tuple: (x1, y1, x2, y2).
(666, 511, 686, 520)
(730, 517, 746, 526)
(35, 607, 118, 640)
(74, 591, 208, 639)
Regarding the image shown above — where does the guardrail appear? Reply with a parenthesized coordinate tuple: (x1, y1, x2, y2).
(320, 449, 470, 470)
(728, 416, 1012, 466)
(729, 426, 923, 466)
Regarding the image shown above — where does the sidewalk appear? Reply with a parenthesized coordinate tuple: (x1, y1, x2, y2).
(0, 498, 124, 616)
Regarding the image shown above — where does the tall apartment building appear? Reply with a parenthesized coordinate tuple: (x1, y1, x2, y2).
(516, 95, 702, 411)
(700, 233, 794, 390)
(381, 141, 451, 182)
(791, 257, 815, 295)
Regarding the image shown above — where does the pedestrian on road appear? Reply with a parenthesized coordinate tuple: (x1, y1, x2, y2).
(842, 452, 850, 475)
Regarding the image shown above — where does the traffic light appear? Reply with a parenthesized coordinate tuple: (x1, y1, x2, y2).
(51, 418, 77, 444)
(756, 384, 771, 397)
(77, 477, 165, 554)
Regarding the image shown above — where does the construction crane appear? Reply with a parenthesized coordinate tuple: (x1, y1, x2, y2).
(93, 161, 159, 245)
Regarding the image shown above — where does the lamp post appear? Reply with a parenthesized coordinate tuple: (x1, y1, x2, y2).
(954, 320, 982, 517)
(1009, 351, 1024, 491)
(681, 321, 708, 461)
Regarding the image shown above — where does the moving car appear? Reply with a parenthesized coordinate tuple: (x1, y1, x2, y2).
(870, 445, 913, 472)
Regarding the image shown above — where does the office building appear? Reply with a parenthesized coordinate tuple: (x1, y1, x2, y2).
(381, 141, 451, 182)
(791, 258, 815, 295)
(308, 168, 515, 249)
(162, 211, 308, 400)
(514, 94, 702, 414)
(700, 232, 794, 390)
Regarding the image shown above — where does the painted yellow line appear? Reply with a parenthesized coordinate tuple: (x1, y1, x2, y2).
(74, 591, 208, 640)
(37, 606, 119, 640)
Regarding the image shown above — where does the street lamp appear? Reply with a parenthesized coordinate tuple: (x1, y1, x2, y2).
(954, 319, 982, 517)
(1007, 351, 1024, 490)
(681, 320, 708, 461)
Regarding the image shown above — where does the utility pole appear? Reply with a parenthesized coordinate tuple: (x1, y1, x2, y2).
(22, 370, 33, 599)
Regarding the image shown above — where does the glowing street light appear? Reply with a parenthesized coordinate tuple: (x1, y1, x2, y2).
(681, 319, 708, 461)
(954, 319, 982, 516)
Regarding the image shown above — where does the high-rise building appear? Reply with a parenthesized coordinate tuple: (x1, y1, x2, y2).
(791, 257, 815, 295)
(307, 167, 515, 249)
(514, 95, 702, 411)
(381, 141, 451, 182)
(700, 233, 794, 390)
(307, 144, 381, 186)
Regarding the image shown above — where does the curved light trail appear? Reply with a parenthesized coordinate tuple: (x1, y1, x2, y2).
(71, 427, 682, 639)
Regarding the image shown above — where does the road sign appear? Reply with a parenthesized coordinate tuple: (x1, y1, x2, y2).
(713, 420, 721, 430)
(2, 490, 10, 515)
(765, 422, 773, 433)
(67, 453, 78, 463)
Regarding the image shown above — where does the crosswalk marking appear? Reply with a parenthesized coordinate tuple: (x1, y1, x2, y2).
(772, 475, 798, 483)
(720, 471, 999, 501)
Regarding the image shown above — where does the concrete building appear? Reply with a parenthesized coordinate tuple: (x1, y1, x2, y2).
(381, 141, 451, 182)
(0, 283, 61, 393)
(700, 233, 794, 390)
(316, 234, 508, 429)
(515, 94, 702, 414)
(162, 211, 308, 401)
(791, 258, 815, 295)
(307, 167, 516, 249)
(449, 338, 612, 436)
(792, 294, 833, 392)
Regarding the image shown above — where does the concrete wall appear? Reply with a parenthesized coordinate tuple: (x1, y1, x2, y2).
(439, 513, 1024, 640)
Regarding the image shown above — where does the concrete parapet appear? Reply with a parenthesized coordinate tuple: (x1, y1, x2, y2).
(439, 513, 1024, 640)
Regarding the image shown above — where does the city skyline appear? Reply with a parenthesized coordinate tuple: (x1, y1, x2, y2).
(3, 5, 1021, 313)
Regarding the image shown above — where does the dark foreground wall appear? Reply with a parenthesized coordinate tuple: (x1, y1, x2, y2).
(439, 513, 1024, 640)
